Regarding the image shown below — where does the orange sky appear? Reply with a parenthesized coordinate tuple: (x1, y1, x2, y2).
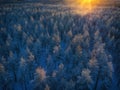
(65, 0, 101, 15)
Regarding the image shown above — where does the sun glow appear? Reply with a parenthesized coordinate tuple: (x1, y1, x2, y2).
(65, 0, 100, 15)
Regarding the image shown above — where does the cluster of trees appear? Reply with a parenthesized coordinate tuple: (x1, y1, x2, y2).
(0, 3, 119, 90)
(111, 12, 120, 88)
(0, 0, 64, 4)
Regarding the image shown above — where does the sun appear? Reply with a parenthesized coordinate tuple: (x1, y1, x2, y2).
(79, 0, 92, 12)
(65, 0, 100, 15)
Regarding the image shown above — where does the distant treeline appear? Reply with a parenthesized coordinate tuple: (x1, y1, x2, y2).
(0, 0, 64, 4)
(92, 0, 120, 7)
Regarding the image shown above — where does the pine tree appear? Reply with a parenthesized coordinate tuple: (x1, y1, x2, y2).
(33, 67, 46, 90)
(76, 69, 93, 90)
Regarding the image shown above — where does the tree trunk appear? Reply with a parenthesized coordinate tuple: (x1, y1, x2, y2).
(94, 67, 101, 90)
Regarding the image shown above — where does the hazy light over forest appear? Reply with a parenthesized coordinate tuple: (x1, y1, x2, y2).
(64, 0, 119, 15)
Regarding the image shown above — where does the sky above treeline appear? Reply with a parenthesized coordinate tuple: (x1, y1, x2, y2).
(0, 0, 118, 2)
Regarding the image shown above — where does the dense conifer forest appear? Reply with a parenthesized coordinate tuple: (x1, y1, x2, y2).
(0, 1, 120, 90)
